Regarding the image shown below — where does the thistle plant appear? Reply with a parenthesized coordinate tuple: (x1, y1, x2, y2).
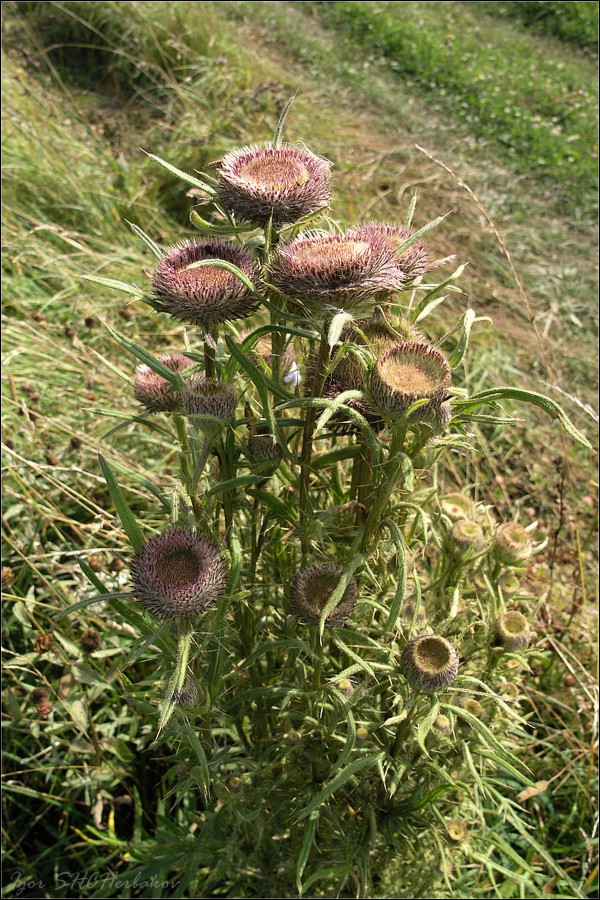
(67, 106, 593, 899)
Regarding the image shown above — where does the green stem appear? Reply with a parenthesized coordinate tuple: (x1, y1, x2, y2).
(299, 324, 331, 559)
(203, 323, 218, 380)
(391, 690, 420, 757)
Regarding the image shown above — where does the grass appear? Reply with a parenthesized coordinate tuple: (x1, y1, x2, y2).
(2, 1, 598, 897)
(295, 0, 598, 215)
(475, 1, 599, 50)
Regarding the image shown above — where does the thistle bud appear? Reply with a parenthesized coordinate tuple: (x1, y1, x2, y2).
(459, 697, 485, 719)
(447, 520, 485, 558)
(493, 523, 533, 567)
(433, 714, 452, 736)
(289, 562, 358, 627)
(400, 634, 459, 692)
(370, 341, 451, 420)
(440, 493, 473, 522)
(182, 377, 237, 433)
(175, 675, 199, 708)
(355, 726, 370, 746)
(217, 143, 332, 227)
(498, 571, 521, 596)
(492, 610, 531, 651)
(133, 353, 194, 413)
(446, 821, 468, 843)
(246, 424, 282, 476)
(130, 527, 228, 621)
(152, 240, 260, 326)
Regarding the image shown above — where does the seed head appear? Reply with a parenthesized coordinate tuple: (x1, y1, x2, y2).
(217, 142, 332, 227)
(370, 341, 451, 419)
(493, 523, 532, 566)
(130, 527, 228, 621)
(33, 632, 54, 653)
(2, 566, 15, 589)
(348, 222, 429, 285)
(400, 634, 459, 692)
(492, 610, 531, 650)
(269, 231, 404, 316)
(81, 628, 101, 653)
(440, 494, 473, 522)
(133, 353, 194, 413)
(31, 687, 48, 704)
(182, 377, 237, 426)
(290, 562, 358, 627)
(36, 698, 53, 718)
(152, 240, 260, 325)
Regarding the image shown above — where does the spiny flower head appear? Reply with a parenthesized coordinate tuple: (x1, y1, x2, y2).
(133, 353, 194, 413)
(269, 231, 404, 317)
(492, 610, 531, 650)
(175, 675, 199, 708)
(290, 562, 358, 627)
(182, 376, 237, 425)
(152, 239, 260, 326)
(130, 527, 228, 621)
(217, 142, 332, 227)
(400, 634, 459, 692)
(493, 523, 533, 566)
(306, 315, 400, 432)
(370, 341, 451, 419)
(348, 222, 429, 285)
(459, 697, 485, 718)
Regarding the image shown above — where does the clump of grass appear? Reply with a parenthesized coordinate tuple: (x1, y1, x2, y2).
(476, 1, 599, 51)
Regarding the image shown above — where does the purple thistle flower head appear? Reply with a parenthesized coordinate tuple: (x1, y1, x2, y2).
(217, 143, 332, 227)
(130, 527, 228, 621)
(289, 562, 357, 627)
(370, 341, 451, 419)
(133, 353, 195, 413)
(401, 634, 459, 692)
(348, 222, 429, 286)
(152, 240, 260, 326)
(268, 231, 405, 317)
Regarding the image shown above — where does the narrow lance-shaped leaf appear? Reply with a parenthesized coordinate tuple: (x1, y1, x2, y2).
(142, 150, 216, 195)
(105, 323, 186, 388)
(98, 452, 145, 550)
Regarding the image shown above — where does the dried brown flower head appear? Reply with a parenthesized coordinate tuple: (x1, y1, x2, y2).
(370, 341, 451, 419)
(400, 634, 459, 692)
